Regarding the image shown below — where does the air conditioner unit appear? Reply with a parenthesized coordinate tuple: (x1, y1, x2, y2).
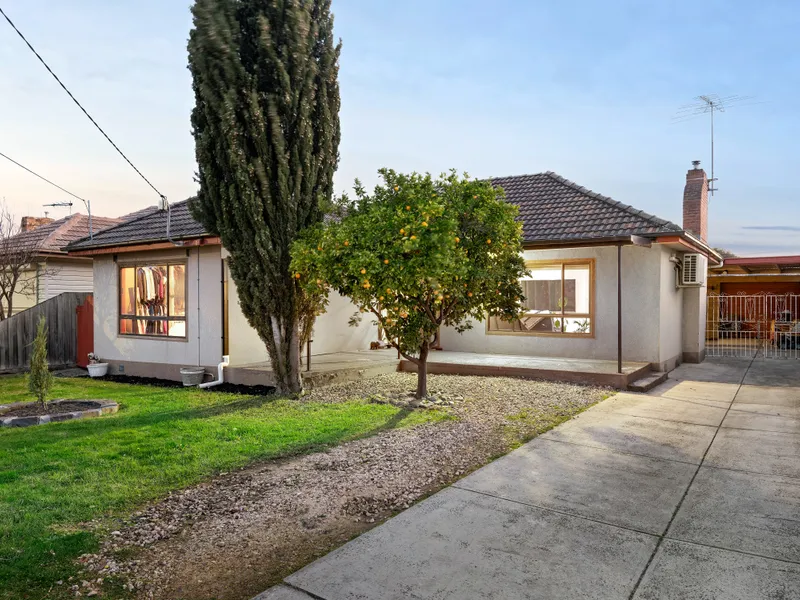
(682, 253, 703, 286)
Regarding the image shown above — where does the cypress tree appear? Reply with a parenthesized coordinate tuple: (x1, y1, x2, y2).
(188, 0, 341, 393)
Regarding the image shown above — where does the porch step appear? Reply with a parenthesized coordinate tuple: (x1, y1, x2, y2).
(627, 371, 668, 393)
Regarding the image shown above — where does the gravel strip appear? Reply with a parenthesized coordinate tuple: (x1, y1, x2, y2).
(78, 373, 608, 600)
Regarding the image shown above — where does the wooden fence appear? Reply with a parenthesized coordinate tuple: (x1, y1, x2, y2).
(0, 292, 90, 374)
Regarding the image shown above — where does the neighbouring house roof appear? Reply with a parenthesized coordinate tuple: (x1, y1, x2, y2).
(10, 213, 123, 256)
(67, 200, 210, 252)
(709, 255, 800, 275)
(491, 172, 683, 244)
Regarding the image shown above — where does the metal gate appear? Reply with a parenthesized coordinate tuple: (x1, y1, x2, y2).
(707, 293, 800, 358)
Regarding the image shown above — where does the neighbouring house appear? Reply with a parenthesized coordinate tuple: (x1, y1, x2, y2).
(66, 162, 721, 384)
(4, 214, 123, 316)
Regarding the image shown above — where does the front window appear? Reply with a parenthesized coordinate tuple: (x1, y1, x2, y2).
(488, 260, 594, 335)
(119, 264, 187, 337)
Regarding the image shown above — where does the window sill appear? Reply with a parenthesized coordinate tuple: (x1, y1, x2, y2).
(485, 330, 595, 339)
(117, 334, 189, 342)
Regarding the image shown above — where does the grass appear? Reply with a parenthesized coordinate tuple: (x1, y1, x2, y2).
(0, 375, 444, 598)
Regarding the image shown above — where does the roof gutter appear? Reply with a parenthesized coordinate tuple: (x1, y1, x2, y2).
(649, 231, 723, 266)
(67, 235, 221, 257)
(521, 235, 652, 250)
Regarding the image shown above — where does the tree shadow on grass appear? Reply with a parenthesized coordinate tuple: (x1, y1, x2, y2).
(6, 392, 421, 453)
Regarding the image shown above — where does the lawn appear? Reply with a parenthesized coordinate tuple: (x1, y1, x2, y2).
(0, 375, 442, 598)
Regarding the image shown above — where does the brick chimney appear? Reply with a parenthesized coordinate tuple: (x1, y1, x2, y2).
(683, 160, 708, 241)
(20, 216, 54, 232)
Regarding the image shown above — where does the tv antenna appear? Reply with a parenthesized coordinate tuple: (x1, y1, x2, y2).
(672, 94, 759, 196)
(43, 201, 73, 215)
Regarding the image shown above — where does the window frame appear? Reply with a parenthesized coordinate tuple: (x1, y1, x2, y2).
(487, 258, 596, 338)
(117, 260, 189, 340)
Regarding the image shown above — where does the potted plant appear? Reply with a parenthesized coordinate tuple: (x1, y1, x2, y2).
(87, 353, 109, 378)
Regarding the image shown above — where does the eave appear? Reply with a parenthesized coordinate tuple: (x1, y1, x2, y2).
(651, 233, 723, 266)
(67, 236, 221, 257)
(521, 235, 652, 250)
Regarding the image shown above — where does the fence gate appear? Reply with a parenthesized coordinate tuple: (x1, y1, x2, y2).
(707, 293, 800, 358)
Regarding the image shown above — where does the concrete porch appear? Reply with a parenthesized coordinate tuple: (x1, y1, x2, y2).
(225, 349, 400, 388)
(226, 349, 651, 390)
(401, 351, 651, 389)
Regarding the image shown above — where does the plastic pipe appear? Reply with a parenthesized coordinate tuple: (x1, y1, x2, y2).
(199, 355, 230, 389)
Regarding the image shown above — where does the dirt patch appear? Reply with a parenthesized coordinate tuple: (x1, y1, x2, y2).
(1, 400, 101, 418)
(79, 373, 609, 600)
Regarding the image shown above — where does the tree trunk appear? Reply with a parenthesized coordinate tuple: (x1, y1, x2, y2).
(268, 314, 303, 395)
(415, 340, 430, 399)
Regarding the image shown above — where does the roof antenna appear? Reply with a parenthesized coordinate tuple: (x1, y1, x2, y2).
(672, 94, 762, 197)
(42, 200, 88, 238)
(43, 201, 73, 215)
(162, 195, 184, 247)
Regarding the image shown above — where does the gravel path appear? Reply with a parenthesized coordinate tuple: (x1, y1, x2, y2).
(78, 373, 608, 600)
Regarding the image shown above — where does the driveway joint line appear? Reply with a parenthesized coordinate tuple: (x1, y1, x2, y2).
(577, 410, 719, 429)
(719, 424, 800, 434)
(536, 436, 702, 467)
(694, 462, 800, 481)
(608, 411, 725, 428)
(663, 535, 800, 566)
(281, 581, 329, 600)
(626, 353, 757, 600)
(450, 484, 659, 538)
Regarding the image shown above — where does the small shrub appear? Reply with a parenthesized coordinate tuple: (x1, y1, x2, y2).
(28, 315, 53, 407)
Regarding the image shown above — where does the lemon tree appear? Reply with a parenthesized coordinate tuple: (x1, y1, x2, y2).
(292, 169, 527, 399)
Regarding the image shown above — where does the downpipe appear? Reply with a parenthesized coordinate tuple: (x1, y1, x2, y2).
(199, 355, 230, 389)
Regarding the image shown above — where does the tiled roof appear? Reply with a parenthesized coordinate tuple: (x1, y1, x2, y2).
(67, 200, 209, 250)
(118, 205, 161, 222)
(491, 172, 683, 243)
(11, 214, 122, 255)
(66, 173, 684, 251)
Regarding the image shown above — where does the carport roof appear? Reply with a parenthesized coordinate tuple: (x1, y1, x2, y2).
(711, 255, 800, 275)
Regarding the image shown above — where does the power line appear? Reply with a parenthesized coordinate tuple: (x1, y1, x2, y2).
(0, 5, 166, 201)
(0, 150, 96, 239)
(0, 151, 91, 207)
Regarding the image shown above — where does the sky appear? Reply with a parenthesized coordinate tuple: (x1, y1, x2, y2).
(1, 0, 798, 255)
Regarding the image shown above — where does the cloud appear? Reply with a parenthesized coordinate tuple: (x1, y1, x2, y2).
(741, 225, 800, 232)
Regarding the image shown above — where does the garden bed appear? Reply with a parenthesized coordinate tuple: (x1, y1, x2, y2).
(77, 373, 609, 600)
(0, 399, 118, 427)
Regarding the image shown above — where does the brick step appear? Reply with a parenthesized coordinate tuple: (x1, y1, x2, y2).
(627, 371, 668, 393)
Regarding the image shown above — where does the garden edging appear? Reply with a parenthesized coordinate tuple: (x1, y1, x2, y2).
(0, 399, 119, 427)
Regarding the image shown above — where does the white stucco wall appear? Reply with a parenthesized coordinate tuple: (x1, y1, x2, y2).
(224, 261, 269, 367)
(658, 247, 684, 370)
(682, 254, 708, 360)
(224, 257, 379, 367)
(93, 246, 223, 372)
(440, 245, 673, 365)
(311, 291, 380, 355)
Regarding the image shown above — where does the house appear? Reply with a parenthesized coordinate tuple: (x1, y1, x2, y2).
(4, 214, 123, 315)
(439, 163, 721, 372)
(66, 162, 720, 383)
(66, 202, 377, 381)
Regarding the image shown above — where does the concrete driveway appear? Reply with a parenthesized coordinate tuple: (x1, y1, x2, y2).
(261, 358, 800, 600)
